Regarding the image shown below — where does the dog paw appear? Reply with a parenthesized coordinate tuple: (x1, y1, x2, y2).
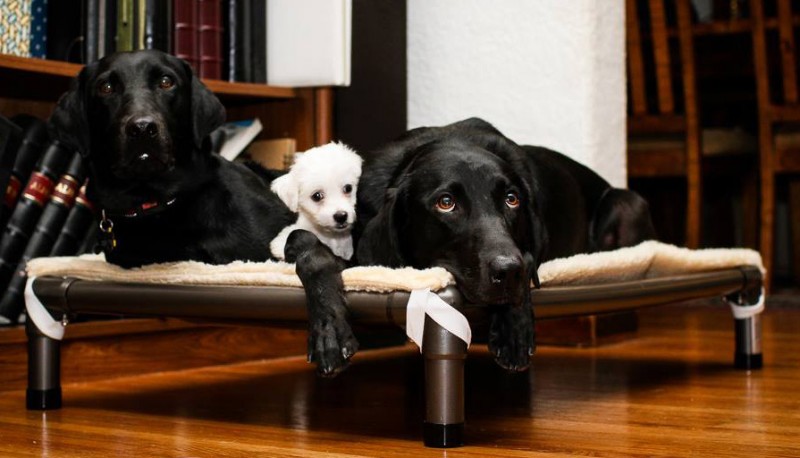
(488, 305, 535, 372)
(308, 317, 360, 377)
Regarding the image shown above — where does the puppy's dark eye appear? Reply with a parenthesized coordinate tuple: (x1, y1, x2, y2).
(343, 184, 353, 194)
(436, 194, 456, 212)
(311, 192, 324, 202)
(159, 76, 174, 89)
(97, 81, 114, 95)
(505, 191, 520, 209)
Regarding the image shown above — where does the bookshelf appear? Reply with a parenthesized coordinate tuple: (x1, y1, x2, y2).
(0, 53, 333, 150)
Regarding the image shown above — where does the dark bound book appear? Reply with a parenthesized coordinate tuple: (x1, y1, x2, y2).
(99, 0, 118, 57)
(173, 0, 198, 71)
(50, 181, 95, 257)
(1, 116, 49, 230)
(0, 116, 24, 218)
(0, 153, 85, 323)
(223, 0, 236, 81)
(198, 0, 222, 79)
(235, 0, 252, 81)
(144, 0, 172, 52)
(0, 141, 71, 318)
(46, 0, 84, 62)
(251, 0, 267, 83)
(85, 0, 100, 62)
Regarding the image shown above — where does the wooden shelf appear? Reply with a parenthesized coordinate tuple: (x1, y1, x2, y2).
(0, 53, 296, 100)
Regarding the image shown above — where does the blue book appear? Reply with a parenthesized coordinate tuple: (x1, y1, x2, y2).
(29, 0, 47, 57)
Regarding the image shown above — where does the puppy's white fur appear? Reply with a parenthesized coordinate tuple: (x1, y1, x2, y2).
(270, 142, 363, 260)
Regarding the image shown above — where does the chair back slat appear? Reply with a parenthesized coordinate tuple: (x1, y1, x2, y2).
(777, 0, 798, 104)
(626, 0, 649, 115)
(648, 0, 675, 114)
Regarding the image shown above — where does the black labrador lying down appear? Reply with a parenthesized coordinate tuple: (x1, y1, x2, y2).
(49, 50, 294, 267)
(289, 118, 656, 375)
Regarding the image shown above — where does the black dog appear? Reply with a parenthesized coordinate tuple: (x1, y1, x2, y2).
(49, 50, 294, 267)
(290, 118, 656, 375)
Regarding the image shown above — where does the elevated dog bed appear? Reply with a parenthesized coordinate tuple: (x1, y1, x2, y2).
(24, 241, 765, 448)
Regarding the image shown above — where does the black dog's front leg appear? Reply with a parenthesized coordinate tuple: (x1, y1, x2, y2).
(488, 298, 535, 372)
(488, 252, 537, 371)
(285, 229, 359, 377)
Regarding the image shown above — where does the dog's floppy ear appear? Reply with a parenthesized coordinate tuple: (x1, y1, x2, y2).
(271, 173, 299, 212)
(519, 179, 546, 289)
(183, 62, 226, 149)
(49, 63, 96, 157)
(356, 185, 406, 267)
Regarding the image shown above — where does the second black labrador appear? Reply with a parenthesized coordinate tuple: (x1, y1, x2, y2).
(49, 50, 294, 267)
(289, 118, 656, 375)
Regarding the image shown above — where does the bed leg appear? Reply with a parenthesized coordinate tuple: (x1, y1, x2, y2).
(26, 318, 62, 410)
(422, 316, 467, 448)
(734, 315, 763, 370)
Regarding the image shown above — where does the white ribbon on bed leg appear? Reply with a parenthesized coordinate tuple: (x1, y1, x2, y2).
(406, 288, 471, 351)
(727, 287, 766, 320)
(24, 277, 65, 341)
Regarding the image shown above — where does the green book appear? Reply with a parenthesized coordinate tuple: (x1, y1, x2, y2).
(116, 0, 134, 51)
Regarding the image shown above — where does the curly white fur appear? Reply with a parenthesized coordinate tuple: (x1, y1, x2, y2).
(269, 142, 363, 260)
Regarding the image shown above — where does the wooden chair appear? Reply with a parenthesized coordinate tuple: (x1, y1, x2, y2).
(751, 0, 800, 286)
(626, 0, 703, 248)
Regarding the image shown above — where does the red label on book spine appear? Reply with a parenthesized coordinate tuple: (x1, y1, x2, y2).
(22, 172, 55, 206)
(50, 175, 80, 207)
(4, 175, 22, 208)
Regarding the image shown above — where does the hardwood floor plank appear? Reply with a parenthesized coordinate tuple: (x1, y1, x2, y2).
(0, 301, 798, 457)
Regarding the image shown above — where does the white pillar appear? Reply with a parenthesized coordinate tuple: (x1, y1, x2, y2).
(408, 1, 626, 187)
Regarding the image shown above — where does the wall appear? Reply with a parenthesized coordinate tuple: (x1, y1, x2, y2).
(407, 1, 626, 187)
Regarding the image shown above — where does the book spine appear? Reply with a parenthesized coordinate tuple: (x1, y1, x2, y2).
(0, 153, 85, 323)
(225, 0, 236, 81)
(198, 0, 222, 80)
(147, 0, 172, 52)
(173, 0, 198, 70)
(0, 0, 32, 57)
(85, 0, 99, 62)
(116, 0, 134, 52)
(250, 0, 266, 84)
(0, 142, 71, 319)
(0, 118, 49, 230)
(135, 0, 145, 49)
(29, 0, 48, 58)
(102, 0, 117, 55)
(234, 0, 251, 82)
(50, 181, 95, 257)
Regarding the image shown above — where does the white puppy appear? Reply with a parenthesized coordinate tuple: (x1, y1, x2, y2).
(270, 142, 363, 261)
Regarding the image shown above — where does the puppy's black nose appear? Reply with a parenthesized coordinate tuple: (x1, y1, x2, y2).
(333, 211, 348, 224)
(126, 117, 159, 138)
(489, 256, 522, 284)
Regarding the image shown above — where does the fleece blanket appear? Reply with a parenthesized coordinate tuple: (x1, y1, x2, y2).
(26, 240, 763, 291)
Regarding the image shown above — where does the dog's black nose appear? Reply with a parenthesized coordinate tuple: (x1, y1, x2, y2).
(126, 117, 159, 138)
(333, 211, 348, 224)
(489, 256, 522, 284)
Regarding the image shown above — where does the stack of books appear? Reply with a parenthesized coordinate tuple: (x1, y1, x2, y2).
(0, 113, 94, 324)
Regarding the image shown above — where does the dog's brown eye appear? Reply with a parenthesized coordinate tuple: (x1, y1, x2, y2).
(98, 81, 114, 95)
(159, 76, 174, 89)
(343, 184, 353, 194)
(311, 191, 324, 202)
(505, 191, 520, 209)
(436, 194, 456, 212)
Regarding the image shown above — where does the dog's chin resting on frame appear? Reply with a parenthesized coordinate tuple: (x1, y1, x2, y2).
(270, 142, 363, 261)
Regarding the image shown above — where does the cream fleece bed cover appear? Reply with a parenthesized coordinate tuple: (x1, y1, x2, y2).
(26, 240, 764, 292)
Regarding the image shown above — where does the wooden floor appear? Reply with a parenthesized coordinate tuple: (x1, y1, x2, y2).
(0, 298, 798, 457)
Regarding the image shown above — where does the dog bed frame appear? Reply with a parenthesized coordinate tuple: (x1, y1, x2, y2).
(23, 242, 765, 448)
